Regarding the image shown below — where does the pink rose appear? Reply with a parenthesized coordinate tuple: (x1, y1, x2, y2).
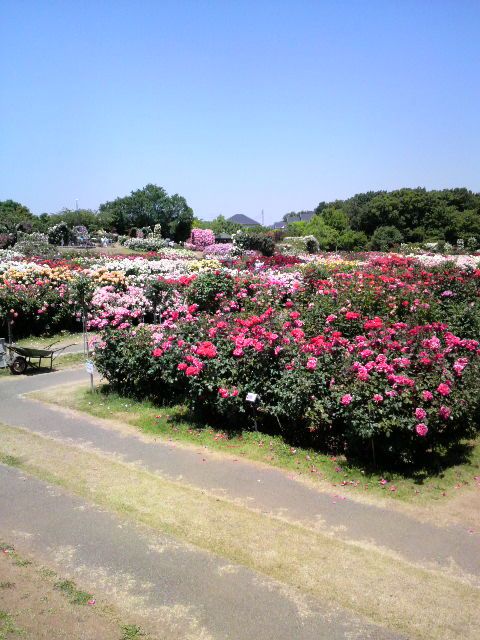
(373, 394, 383, 404)
(341, 394, 353, 406)
(415, 423, 428, 437)
(422, 390, 433, 402)
(306, 357, 317, 371)
(439, 405, 451, 420)
(437, 383, 451, 396)
(415, 407, 426, 420)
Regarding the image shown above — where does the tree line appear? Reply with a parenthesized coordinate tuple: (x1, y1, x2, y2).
(0, 184, 194, 244)
(1, 186, 479, 251)
(287, 187, 480, 250)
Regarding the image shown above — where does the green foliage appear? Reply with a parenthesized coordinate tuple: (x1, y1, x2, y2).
(288, 216, 339, 250)
(47, 222, 74, 245)
(15, 233, 56, 258)
(121, 625, 145, 639)
(0, 610, 23, 638)
(290, 188, 480, 249)
(99, 184, 194, 241)
(337, 229, 368, 250)
(53, 580, 93, 605)
(321, 206, 349, 231)
(187, 271, 234, 311)
(282, 236, 319, 254)
(124, 237, 169, 252)
(232, 230, 275, 256)
(0, 199, 35, 232)
(370, 226, 404, 250)
(38, 208, 105, 233)
(194, 215, 242, 235)
(70, 275, 94, 315)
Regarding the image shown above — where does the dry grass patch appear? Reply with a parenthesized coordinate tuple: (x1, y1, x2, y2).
(31, 382, 480, 529)
(0, 423, 478, 640)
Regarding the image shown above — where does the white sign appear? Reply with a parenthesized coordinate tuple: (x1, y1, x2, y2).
(0, 339, 6, 369)
(246, 392, 258, 403)
(85, 360, 95, 375)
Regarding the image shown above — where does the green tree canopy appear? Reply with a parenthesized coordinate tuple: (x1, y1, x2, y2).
(0, 200, 35, 232)
(370, 225, 404, 251)
(99, 184, 194, 241)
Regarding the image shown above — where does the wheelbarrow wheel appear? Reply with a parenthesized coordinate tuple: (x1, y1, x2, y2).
(10, 356, 27, 375)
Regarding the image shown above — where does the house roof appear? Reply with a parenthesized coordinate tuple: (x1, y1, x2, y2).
(272, 221, 286, 229)
(285, 211, 315, 224)
(228, 214, 261, 226)
(299, 211, 315, 222)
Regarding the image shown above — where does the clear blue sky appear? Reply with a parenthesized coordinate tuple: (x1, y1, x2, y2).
(1, 1, 479, 223)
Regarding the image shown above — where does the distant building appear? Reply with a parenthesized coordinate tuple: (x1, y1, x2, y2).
(271, 210, 315, 230)
(227, 214, 261, 227)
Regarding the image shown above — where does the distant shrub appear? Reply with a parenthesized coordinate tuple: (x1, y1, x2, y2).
(283, 236, 319, 254)
(16, 233, 56, 258)
(124, 237, 169, 252)
(232, 230, 275, 256)
(48, 222, 74, 246)
(370, 226, 404, 251)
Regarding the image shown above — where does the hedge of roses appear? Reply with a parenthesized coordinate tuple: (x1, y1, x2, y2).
(0, 253, 204, 337)
(92, 255, 480, 467)
(2, 250, 480, 468)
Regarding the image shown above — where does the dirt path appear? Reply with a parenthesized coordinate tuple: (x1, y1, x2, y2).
(0, 544, 130, 640)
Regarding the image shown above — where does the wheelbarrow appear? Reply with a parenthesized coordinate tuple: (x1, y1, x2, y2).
(4, 341, 76, 375)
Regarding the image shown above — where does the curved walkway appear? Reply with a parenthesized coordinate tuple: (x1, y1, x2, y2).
(0, 368, 478, 580)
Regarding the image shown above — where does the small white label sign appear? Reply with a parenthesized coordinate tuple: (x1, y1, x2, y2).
(85, 360, 95, 375)
(246, 392, 258, 402)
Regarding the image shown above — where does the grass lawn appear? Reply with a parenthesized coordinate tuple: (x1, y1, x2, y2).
(17, 330, 84, 349)
(37, 383, 480, 506)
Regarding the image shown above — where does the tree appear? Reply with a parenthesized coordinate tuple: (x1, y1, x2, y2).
(44, 208, 102, 232)
(165, 194, 195, 241)
(453, 209, 480, 241)
(289, 216, 339, 249)
(313, 201, 327, 216)
(99, 184, 193, 241)
(370, 226, 404, 251)
(0, 200, 35, 232)
(321, 206, 349, 232)
(337, 230, 368, 250)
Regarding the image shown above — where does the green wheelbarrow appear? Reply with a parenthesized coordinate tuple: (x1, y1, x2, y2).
(5, 341, 76, 375)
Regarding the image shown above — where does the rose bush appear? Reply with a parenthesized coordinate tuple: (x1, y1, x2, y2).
(2, 250, 480, 469)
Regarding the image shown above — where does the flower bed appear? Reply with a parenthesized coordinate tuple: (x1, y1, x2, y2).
(2, 250, 479, 468)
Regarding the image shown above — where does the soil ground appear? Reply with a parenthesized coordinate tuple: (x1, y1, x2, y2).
(0, 545, 138, 640)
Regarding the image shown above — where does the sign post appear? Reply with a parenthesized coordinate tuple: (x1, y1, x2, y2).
(0, 338, 6, 369)
(85, 359, 94, 392)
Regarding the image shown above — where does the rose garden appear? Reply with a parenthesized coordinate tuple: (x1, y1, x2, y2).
(2, 233, 479, 471)
(1, 213, 480, 640)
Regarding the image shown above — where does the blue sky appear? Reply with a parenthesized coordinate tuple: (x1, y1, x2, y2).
(1, 1, 479, 223)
